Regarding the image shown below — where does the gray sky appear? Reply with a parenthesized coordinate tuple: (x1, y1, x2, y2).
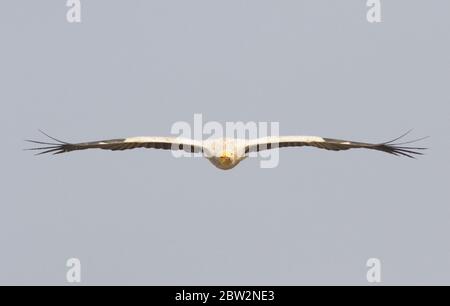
(0, 0, 449, 285)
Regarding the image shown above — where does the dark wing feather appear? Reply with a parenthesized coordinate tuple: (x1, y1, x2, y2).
(25, 132, 204, 155)
(245, 133, 427, 158)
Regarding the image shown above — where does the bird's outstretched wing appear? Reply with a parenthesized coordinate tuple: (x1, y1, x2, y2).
(245, 132, 428, 158)
(26, 131, 204, 155)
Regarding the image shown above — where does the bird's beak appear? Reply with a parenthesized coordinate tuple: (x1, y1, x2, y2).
(219, 152, 233, 166)
(221, 152, 232, 159)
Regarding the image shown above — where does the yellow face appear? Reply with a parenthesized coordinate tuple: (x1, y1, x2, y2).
(218, 151, 234, 168)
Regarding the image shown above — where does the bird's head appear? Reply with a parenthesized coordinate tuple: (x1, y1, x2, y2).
(206, 143, 247, 170)
(208, 151, 242, 170)
(218, 151, 234, 168)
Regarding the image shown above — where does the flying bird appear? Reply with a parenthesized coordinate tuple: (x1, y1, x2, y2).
(26, 130, 427, 170)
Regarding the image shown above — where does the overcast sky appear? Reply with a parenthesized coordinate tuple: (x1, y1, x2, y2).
(1, 0, 449, 285)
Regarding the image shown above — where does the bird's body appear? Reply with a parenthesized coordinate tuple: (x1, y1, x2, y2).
(26, 131, 427, 170)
